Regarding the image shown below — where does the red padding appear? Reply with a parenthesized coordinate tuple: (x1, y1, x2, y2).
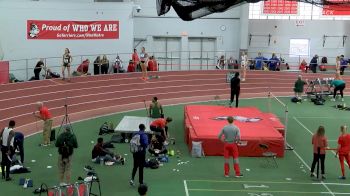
(185, 105, 285, 157)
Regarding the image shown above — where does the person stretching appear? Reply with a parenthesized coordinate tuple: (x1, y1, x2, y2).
(218, 116, 243, 178)
(330, 73, 346, 102)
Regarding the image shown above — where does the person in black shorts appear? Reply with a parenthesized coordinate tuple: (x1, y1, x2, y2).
(34, 59, 44, 80)
(62, 48, 72, 81)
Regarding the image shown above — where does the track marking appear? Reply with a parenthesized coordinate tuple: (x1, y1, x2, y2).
(187, 179, 350, 186)
(187, 188, 348, 194)
(184, 180, 189, 196)
(292, 149, 334, 196)
(49, 79, 63, 85)
(293, 116, 347, 166)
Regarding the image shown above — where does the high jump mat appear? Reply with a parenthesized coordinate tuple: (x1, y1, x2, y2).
(184, 105, 285, 157)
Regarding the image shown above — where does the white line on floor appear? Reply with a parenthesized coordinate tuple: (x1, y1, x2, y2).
(184, 180, 189, 196)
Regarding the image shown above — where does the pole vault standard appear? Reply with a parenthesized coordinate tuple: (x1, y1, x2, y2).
(268, 92, 293, 150)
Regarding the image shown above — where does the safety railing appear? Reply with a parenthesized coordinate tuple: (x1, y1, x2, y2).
(5, 50, 343, 81)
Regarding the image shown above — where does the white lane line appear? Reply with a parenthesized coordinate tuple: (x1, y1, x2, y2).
(293, 117, 347, 166)
(184, 180, 190, 196)
(292, 149, 335, 196)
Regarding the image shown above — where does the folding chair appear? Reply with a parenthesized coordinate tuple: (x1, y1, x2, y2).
(259, 143, 278, 168)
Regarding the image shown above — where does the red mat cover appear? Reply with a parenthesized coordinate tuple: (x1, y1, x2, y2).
(184, 105, 285, 157)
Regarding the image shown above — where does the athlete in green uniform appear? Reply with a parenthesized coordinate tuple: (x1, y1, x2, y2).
(149, 97, 164, 118)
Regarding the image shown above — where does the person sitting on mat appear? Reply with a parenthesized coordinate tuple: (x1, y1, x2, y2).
(150, 117, 172, 144)
(91, 137, 125, 166)
(293, 75, 307, 100)
(336, 125, 350, 180)
(148, 135, 168, 157)
(149, 97, 164, 118)
(310, 126, 328, 180)
(330, 72, 346, 102)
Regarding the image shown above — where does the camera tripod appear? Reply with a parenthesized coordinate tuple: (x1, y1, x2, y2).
(58, 99, 74, 135)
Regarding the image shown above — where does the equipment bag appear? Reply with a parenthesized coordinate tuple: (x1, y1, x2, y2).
(50, 129, 56, 141)
(191, 141, 205, 158)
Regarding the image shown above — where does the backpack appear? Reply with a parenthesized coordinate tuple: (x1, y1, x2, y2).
(145, 158, 159, 169)
(291, 97, 301, 103)
(130, 134, 142, 153)
(59, 140, 72, 159)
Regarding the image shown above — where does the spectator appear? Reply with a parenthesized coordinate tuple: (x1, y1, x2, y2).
(254, 52, 267, 70)
(148, 135, 168, 156)
(14, 132, 24, 164)
(150, 117, 173, 144)
(138, 184, 148, 196)
(149, 96, 164, 118)
(310, 126, 328, 180)
(1, 120, 15, 181)
(320, 56, 328, 71)
(34, 102, 53, 146)
(101, 55, 109, 74)
(268, 53, 280, 71)
(91, 137, 125, 165)
(130, 124, 149, 186)
(340, 55, 348, 75)
(336, 56, 341, 74)
(93, 56, 101, 75)
(127, 60, 135, 72)
(337, 125, 350, 180)
(113, 55, 124, 73)
(74, 59, 90, 76)
(152, 56, 159, 71)
(299, 59, 308, 73)
(309, 55, 319, 73)
(330, 72, 346, 102)
(217, 55, 225, 69)
(293, 75, 307, 100)
(62, 48, 72, 81)
(55, 126, 78, 186)
(34, 59, 44, 80)
(147, 56, 155, 71)
(132, 49, 140, 72)
(227, 56, 237, 69)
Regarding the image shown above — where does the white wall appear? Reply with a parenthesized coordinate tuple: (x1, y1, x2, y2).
(133, 0, 243, 70)
(248, 19, 350, 65)
(0, 1, 134, 79)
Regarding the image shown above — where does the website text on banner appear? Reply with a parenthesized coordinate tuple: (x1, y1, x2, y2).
(0, 61, 9, 84)
(322, 0, 350, 16)
(27, 20, 119, 40)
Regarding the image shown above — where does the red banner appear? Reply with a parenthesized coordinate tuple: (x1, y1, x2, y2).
(322, 0, 350, 15)
(0, 61, 9, 84)
(263, 0, 298, 14)
(27, 20, 119, 40)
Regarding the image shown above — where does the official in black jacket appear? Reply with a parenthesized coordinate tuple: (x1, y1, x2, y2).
(230, 72, 240, 108)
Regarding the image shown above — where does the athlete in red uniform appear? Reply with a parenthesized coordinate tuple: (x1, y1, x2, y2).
(337, 125, 350, 179)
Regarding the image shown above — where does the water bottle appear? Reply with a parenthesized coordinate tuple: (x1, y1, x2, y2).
(100, 157, 104, 166)
(23, 179, 28, 188)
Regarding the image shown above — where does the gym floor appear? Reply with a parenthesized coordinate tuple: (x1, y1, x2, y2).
(2, 97, 350, 196)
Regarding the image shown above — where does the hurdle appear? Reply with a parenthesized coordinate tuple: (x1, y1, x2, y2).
(267, 92, 293, 150)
